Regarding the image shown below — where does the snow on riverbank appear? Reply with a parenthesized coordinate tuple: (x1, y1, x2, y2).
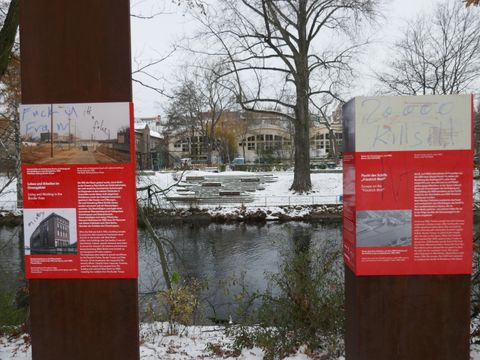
(0, 323, 330, 359)
(139, 323, 318, 360)
(134, 170, 344, 220)
(0, 171, 342, 214)
(2, 171, 480, 218)
(3, 170, 480, 209)
(2, 322, 480, 359)
(137, 170, 342, 210)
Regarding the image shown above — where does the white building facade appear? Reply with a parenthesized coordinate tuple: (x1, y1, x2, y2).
(165, 110, 343, 165)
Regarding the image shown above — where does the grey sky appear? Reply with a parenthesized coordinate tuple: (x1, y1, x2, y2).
(130, 0, 451, 118)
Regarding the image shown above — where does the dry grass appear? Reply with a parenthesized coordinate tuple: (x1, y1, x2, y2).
(466, 0, 480, 6)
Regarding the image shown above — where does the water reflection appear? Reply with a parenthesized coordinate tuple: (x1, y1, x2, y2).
(138, 222, 342, 320)
(0, 222, 342, 321)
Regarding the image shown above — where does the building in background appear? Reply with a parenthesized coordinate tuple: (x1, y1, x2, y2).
(164, 109, 343, 166)
(134, 122, 164, 170)
(236, 112, 293, 164)
(30, 213, 73, 253)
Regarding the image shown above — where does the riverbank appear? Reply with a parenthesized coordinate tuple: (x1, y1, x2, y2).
(0, 212, 22, 226)
(0, 324, 331, 360)
(0, 205, 342, 227)
(139, 204, 342, 226)
(2, 170, 479, 226)
(0, 171, 344, 226)
(3, 322, 480, 360)
(7, 204, 480, 227)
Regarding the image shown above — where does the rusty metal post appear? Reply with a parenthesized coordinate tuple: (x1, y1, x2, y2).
(20, 1, 139, 359)
(345, 267, 471, 360)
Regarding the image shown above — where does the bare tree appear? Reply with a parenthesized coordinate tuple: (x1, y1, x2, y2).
(377, 0, 480, 96)
(130, 0, 207, 97)
(0, 0, 20, 203)
(235, 111, 253, 161)
(197, 63, 236, 164)
(165, 79, 204, 160)
(166, 62, 235, 164)
(0, 53, 20, 204)
(314, 100, 342, 164)
(190, 0, 378, 192)
(0, 0, 47, 211)
(0, 0, 18, 79)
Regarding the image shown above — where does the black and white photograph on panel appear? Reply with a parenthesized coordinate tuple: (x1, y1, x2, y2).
(24, 208, 77, 255)
(356, 210, 412, 247)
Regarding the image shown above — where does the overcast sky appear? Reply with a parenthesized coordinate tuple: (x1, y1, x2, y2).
(129, 0, 451, 119)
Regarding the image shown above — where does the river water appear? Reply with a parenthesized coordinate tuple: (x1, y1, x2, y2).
(0, 222, 342, 321)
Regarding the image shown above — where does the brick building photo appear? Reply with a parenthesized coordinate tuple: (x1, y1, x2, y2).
(28, 212, 77, 255)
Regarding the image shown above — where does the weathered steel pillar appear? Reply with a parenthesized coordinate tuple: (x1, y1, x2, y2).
(20, 1, 139, 359)
(345, 269, 470, 359)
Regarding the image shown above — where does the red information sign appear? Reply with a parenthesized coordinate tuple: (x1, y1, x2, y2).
(343, 95, 473, 275)
(20, 102, 138, 279)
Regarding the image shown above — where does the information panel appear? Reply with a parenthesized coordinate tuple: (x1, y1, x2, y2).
(20, 102, 138, 278)
(343, 95, 473, 275)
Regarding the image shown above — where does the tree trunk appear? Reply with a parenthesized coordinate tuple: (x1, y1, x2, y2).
(14, 111, 21, 207)
(291, 92, 311, 192)
(290, 0, 311, 193)
(137, 204, 172, 290)
(206, 135, 213, 165)
(0, 0, 19, 78)
(328, 128, 338, 164)
(291, 61, 311, 189)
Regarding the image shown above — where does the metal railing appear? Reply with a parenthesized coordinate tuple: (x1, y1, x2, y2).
(137, 194, 343, 209)
(4, 198, 480, 213)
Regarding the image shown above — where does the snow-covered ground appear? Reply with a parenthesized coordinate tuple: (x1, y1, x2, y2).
(2, 170, 480, 214)
(0, 323, 330, 359)
(0, 171, 343, 214)
(136, 170, 343, 206)
(136, 170, 344, 219)
(2, 322, 480, 359)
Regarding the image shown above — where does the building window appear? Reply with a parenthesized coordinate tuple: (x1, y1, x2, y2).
(263, 134, 273, 149)
(247, 136, 255, 150)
